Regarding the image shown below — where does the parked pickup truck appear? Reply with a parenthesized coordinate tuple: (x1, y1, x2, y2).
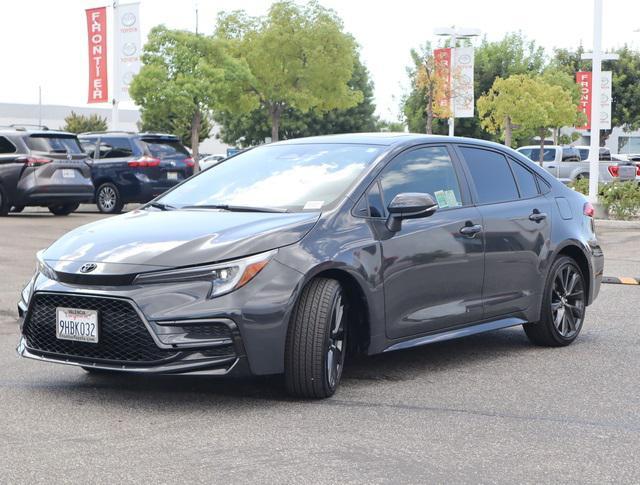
(516, 145, 638, 183)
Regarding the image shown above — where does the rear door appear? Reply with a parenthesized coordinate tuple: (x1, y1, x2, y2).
(377, 145, 485, 339)
(93, 136, 137, 192)
(559, 147, 581, 179)
(457, 145, 552, 319)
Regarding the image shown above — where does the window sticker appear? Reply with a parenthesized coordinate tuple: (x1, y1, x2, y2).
(303, 200, 324, 210)
(433, 190, 449, 208)
(444, 189, 461, 207)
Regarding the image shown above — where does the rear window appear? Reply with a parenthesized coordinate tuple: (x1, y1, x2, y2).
(26, 135, 83, 154)
(0, 136, 16, 154)
(141, 139, 189, 158)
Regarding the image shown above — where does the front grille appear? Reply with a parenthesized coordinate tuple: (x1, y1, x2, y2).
(24, 293, 179, 364)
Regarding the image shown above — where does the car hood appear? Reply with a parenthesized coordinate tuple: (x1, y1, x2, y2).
(43, 209, 320, 275)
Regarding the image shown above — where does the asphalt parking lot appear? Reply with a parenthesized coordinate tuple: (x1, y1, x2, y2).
(1, 206, 639, 484)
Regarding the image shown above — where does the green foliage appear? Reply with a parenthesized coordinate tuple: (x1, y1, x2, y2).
(62, 111, 108, 134)
(214, 1, 362, 141)
(214, 55, 377, 146)
(130, 25, 257, 163)
(570, 179, 640, 220)
(558, 131, 582, 145)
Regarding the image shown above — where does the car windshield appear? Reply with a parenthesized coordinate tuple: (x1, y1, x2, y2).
(26, 135, 83, 154)
(142, 138, 189, 158)
(158, 143, 384, 212)
(518, 147, 556, 162)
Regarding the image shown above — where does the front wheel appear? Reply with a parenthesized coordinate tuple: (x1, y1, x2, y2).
(48, 203, 79, 216)
(285, 278, 348, 399)
(523, 256, 586, 346)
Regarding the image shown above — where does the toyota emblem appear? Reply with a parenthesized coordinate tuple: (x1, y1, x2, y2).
(79, 263, 97, 273)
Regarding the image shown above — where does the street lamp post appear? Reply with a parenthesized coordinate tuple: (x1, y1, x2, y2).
(434, 26, 481, 137)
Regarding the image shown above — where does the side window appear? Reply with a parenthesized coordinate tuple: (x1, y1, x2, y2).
(562, 148, 579, 162)
(79, 139, 96, 156)
(367, 182, 385, 217)
(0, 136, 16, 154)
(98, 137, 133, 159)
(460, 147, 519, 204)
(379, 146, 462, 210)
(509, 159, 539, 199)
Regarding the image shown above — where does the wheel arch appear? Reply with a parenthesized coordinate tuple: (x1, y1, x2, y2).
(553, 241, 593, 305)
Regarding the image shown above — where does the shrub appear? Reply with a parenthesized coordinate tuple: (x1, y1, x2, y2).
(569, 179, 640, 220)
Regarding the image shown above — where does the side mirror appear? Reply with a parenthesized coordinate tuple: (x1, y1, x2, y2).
(386, 192, 438, 232)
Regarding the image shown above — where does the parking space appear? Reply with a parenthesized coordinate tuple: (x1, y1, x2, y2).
(1, 209, 639, 483)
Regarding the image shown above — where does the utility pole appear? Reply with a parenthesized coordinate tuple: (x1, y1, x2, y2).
(38, 86, 42, 127)
(581, 0, 618, 204)
(111, 0, 120, 131)
(434, 26, 480, 137)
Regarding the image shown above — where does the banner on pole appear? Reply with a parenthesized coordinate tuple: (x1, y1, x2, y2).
(114, 2, 141, 102)
(452, 47, 475, 118)
(86, 7, 108, 104)
(434, 48, 452, 118)
(576, 71, 612, 130)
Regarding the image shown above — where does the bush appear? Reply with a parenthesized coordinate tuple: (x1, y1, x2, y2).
(570, 179, 640, 220)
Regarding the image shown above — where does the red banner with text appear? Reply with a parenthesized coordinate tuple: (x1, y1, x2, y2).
(86, 7, 108, 103)
(434, 48, 452, 118)
(576, 71, 592, 130)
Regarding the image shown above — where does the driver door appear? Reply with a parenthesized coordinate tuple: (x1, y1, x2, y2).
(375, 145, 485, 339)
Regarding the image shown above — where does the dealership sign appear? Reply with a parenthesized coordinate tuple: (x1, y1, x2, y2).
(576, 70, 612, 130)
(114, 3, 141, 102)
(434, 47, 475, 119)
(85, 7, 108, 103)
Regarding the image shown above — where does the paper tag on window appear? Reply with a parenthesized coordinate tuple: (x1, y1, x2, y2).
(434, 190, 448, 208)
(303, 200, 324, 210)
(444, 190, 460, 207)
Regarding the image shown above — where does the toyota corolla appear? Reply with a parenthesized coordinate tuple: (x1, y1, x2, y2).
(17, 134, 603, 398)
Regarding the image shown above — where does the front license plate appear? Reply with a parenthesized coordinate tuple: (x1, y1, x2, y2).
(62, 169, 76, 178)
(167, 171, 179, 180)
(56, 307, 99, 343)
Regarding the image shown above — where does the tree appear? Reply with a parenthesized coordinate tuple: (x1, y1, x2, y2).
(215, 1, 362, 142)
(130, 26, 257, 169)
(477, 75, 582, 162)
(214, 55, 377, 146)
(62, 111, 107, 134)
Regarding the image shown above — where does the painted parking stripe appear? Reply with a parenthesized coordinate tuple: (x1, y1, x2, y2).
(602, 276, 640, 285)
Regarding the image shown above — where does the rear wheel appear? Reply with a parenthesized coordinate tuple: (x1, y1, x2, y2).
(48, 203, 79, 216)
(523, 256, 586, 347)
(10, 205, 24, 213)
(0, 186, 8, 216)
(285, 278, 347, 399)
(96, 183, 123, 214)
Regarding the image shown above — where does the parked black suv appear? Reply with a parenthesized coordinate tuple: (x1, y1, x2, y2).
(0, 126, 94, 216)
(78, 132, 194, 213)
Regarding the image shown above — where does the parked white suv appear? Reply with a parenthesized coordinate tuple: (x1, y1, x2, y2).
(517, 145, 637, 183)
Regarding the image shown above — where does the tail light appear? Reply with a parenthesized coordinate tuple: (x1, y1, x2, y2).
(183, 157, 195, 168)
(607, 165, 619, 177)
(18, 156, 52, 167)
(128, 156, 160, 167)
(636, 165, 640, 176)
(583, 202, 595, 217)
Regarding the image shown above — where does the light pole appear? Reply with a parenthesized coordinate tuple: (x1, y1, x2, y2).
(434, 26, 481, 136)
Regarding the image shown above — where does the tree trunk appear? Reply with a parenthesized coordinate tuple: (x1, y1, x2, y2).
(538, 129, 546, 167)
(269, 104, 282, 142)
(504, 115, 512, 147)
(426, 84, 434, 134)
(191, 109, 201, 173)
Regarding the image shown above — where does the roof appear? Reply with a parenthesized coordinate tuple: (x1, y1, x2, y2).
(273, 132, 509, 147)
(0, 127, 75, 136)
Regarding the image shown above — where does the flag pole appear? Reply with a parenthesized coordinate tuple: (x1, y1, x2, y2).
(111, 0, 119, 130)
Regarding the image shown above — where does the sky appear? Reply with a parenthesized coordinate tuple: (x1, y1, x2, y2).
(1, 0, 639, 121)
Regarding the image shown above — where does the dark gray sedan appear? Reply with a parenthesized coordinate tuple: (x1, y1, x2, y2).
(17, 134, 603, 398)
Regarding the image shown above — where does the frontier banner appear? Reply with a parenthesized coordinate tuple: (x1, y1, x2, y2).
(114, 2, 141, 102)
(576, 71, 612, 130)
(85, 7, 108, 103)
(433, 47, 475, 118)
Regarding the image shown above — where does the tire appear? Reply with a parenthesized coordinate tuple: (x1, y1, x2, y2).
(285, 278, 348, 399)
(0, 186, 9, 216)
(10, 205, 25, 213)
(523, 256, 587, 347)
(96, 183, 123, 214)
(576, 173, 589, 181)
(48, 203, 79, 216)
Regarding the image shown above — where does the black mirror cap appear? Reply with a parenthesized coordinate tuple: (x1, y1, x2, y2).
(386, 192, 438, 232)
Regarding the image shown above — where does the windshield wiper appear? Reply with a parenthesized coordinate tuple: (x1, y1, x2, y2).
(147, 201, 175, 211)
(181, 204, 288, 213)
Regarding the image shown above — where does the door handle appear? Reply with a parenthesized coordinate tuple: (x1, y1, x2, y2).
(529, 210, 547, 222)
(459, 224, 483, 237)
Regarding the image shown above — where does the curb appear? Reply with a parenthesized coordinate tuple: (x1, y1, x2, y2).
(602, 276, 640, 285)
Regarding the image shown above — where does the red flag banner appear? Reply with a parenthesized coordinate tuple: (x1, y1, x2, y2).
(434, 48, 452, 118)
(576, 71, 592, 130)
(86, 7, 108, 103)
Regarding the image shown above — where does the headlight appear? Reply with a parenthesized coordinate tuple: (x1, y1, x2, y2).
(132, 249, 277, 298)
(36, 250, 57, 281)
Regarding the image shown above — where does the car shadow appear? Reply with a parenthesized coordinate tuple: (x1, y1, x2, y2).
(30, 327, 538, 406)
